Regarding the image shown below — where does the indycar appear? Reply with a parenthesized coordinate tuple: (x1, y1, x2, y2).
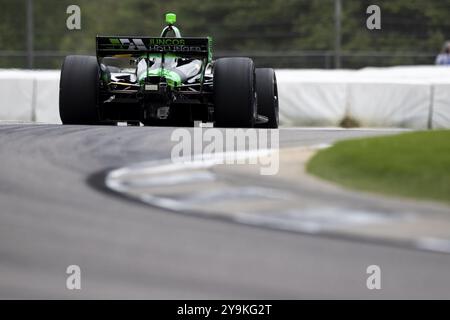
(59, 13, 279, 128)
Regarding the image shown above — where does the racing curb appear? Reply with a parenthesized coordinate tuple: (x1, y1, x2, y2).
(102, 145, 450, 255)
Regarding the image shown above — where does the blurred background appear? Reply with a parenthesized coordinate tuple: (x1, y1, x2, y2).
(1, 0, 449, 70)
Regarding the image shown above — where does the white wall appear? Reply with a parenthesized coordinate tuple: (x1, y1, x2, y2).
(0, 69, 61, 124)
(277, 66, 450, 129)
(0, 70, 36, 122)
(433, 83, 450, 129)
(1, 66, 450, 128)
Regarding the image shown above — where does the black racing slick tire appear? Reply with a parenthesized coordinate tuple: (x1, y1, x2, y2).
(255, 68, 279, 129)
(213, 57, 256, 128)
(59, 55, 100, 124)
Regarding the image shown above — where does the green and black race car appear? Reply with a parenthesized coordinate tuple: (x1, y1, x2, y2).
(59, 13, 278, 128)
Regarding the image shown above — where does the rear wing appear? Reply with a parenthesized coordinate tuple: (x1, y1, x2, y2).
(96, 36, 212, 60)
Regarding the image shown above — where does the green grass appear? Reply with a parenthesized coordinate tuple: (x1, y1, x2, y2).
(306, 130, 450, 204)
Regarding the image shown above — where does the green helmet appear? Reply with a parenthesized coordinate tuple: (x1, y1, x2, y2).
(161, 13, 181, 38)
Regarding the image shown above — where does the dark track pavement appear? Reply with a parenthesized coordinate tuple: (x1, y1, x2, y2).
(0, 124, 449, 299)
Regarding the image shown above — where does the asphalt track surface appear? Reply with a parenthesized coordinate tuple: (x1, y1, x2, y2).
(1, 124, 449, 299)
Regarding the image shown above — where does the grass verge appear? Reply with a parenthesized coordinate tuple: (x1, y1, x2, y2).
(306, 130, 450, 204)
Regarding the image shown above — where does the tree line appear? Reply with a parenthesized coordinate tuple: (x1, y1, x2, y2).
(0, 0, 448, 68)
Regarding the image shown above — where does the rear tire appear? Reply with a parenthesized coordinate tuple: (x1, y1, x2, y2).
(213, 57, 256, 128)
(255, 68, 279, 129)
(59, 55, 100, 124)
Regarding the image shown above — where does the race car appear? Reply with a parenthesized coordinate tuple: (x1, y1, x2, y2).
(59, 13, 279, 128)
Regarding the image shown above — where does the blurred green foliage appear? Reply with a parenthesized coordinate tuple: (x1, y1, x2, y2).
(0, 0, 449, 68)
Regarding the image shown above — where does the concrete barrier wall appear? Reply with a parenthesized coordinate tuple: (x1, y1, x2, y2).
(433, 83, 450, 129)
(0, 69, 61, 124)
(1, 66, 450, 128)
(34, 71, 61, 123)
(347, 82, 431, 129)
(276, 66, 450, 129)
(0, 70, 36, 122)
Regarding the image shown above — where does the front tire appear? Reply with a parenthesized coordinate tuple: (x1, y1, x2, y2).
(213, 57, 256, 128)
(255, 68, 279, 129)
(59, 55, 100, 125)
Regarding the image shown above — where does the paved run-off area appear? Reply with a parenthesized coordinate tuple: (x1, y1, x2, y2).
(0, 124, 449, 299)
